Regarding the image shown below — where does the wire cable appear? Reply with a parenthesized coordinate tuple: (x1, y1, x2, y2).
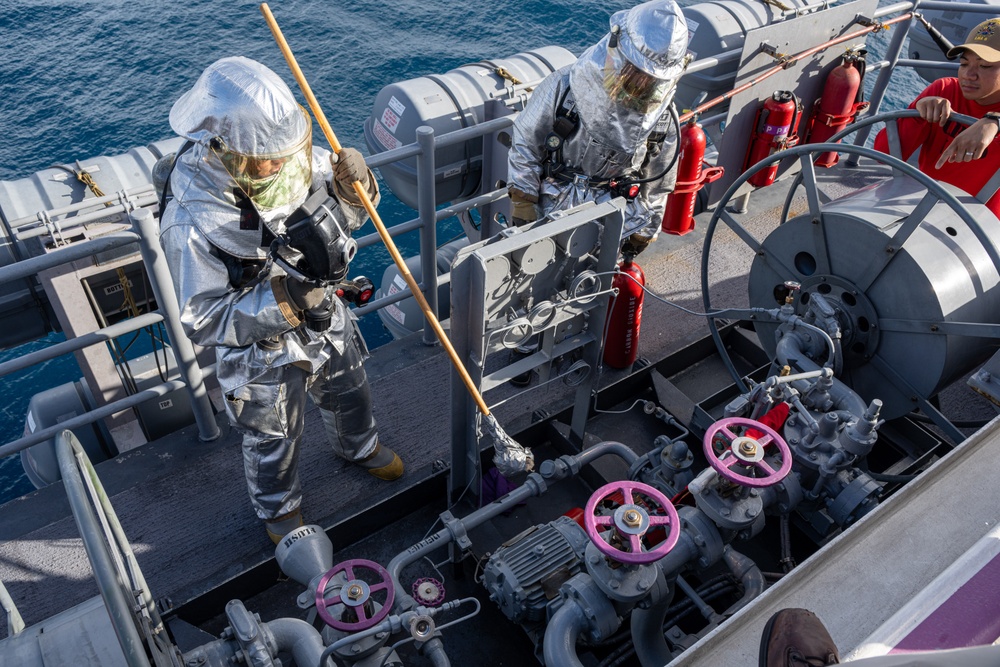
(593, 398, 646, 415)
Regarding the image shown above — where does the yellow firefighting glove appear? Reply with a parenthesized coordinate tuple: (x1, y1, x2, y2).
(331, 147, 377, 206)
(508, 187, 540, 227)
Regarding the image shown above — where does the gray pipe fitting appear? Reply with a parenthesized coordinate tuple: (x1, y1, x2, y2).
(542, 573, 620, 667)
(264, 617, 326, 667)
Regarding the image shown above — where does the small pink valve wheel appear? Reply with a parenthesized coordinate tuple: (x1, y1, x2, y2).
(703, 417, 792, 488)
(315, 558, 395, 631)
(412, 577, 446, 607)
(583, 480, 680, 565)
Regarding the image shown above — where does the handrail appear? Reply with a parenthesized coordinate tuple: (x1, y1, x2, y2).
(0, 231, 139, 284)
(0, 216, 220, 463)
(0, 379, 186, 459)
(15, 193, 159, 242)
(55, 429, 155, 667)
(0, 312, 164, 378)
(0, 579, 24, 637)
(9, 184, 156, 229)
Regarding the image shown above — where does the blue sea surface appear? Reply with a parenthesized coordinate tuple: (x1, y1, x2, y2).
(0, 0, 921, 504)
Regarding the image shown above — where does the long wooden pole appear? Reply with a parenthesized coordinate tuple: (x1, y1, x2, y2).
(260, 3, 492, 416)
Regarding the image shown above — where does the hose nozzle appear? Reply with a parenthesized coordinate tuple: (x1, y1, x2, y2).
(915, 13, 957, 60)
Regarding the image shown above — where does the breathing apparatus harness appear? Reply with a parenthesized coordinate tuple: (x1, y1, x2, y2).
(157, 143, 372, 332)
(541, 26, 682, 201)
(269, 186, 376, 331)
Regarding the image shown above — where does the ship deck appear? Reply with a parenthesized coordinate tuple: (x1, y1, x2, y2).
(1, 163, 998, 664)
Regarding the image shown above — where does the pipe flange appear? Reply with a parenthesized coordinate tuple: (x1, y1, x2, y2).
(408, 614, 436, 641)
(798, 274, 881, 363)
(559, 573, 620, 643)
(584, 541, 665, 603)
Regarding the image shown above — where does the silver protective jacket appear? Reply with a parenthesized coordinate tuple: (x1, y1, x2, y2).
(160, 145, 373, 373)
(159, 56, 378, 383)
(158, 56, 382, 520)
(507, 0, 688, 237)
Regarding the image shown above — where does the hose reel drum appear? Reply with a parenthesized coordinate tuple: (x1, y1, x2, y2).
(750, 173, 1000, 418)
(706, 110, 1000, 421)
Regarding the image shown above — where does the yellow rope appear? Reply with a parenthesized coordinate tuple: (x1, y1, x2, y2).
(758, 0, 793, 11)
(116, 267, 141, 317)
(75, 168, 116, 208)
(75, 169, 142, 316)
(494, 66, 522, 86)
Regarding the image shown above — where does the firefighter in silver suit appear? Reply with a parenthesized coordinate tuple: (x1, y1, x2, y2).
(506, 0, 689, 255)
(158, 56, 403, 544)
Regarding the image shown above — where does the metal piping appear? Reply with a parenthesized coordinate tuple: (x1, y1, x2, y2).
(542, 601, 589, 667)
(388, 441, 641, 606)
(132, 208, 220, 443)
(576, 440, 640, 467)
(630, 534, 701, 664)
(720, 546, 765, 616)
(775, 332, 868, 417)
(318, 599, 476, 667)
(631, 596, 676, 667)
(421, 636, 451, 667)
(631, 546, 763, 664)
(264, 618, 326, 667)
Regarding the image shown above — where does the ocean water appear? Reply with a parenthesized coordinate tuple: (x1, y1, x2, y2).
(0, 0, 921, 503)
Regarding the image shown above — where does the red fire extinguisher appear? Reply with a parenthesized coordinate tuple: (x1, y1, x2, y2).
(744, 91, 802, 188)
(662, 119, 724, 235)
(604, 258, 645, 369)
(805, 51, 869, 167)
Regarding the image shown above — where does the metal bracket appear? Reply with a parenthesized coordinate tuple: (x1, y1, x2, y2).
(440, 510, 472, 551)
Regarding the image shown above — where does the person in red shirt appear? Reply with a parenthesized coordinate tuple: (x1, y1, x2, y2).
(874, 18, 1000, 217)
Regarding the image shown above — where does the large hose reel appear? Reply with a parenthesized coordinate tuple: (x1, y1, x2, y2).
(701, 109, 1000, 434)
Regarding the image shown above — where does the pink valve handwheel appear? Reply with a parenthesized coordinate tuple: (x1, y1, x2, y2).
(583, 480, 680, 565)
(703, 417, 792, 488)
(315, 558, 395, 631)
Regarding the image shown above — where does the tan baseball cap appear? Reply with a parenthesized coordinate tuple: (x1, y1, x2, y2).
(947, 18, 1000, 61)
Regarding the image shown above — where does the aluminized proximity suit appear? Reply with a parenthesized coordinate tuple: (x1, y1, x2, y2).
(507, 0, 689, 243)
(159, 57, 383, 522)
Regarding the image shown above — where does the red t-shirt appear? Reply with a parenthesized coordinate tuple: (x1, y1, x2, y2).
(873, 78, 1000, 217)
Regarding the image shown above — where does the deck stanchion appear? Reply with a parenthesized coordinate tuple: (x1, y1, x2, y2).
(131, 208, 221, 442)
(416, 127, 440, 347)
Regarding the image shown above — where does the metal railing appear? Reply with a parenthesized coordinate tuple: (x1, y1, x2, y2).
(0, 213, 220, 462)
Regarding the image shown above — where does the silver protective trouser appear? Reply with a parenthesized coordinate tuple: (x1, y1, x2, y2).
(222, 323, 377, 520)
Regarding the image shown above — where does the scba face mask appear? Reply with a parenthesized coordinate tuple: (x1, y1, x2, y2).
(214, 111, 314, 212)
(603, 48, 672, 114)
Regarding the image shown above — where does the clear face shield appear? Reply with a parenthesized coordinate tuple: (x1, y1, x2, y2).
(213, 110, 313, 212)
(603, 47, 673, 114)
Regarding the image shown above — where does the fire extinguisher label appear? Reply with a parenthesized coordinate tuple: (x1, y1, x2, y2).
(765, 123, 791, 135)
